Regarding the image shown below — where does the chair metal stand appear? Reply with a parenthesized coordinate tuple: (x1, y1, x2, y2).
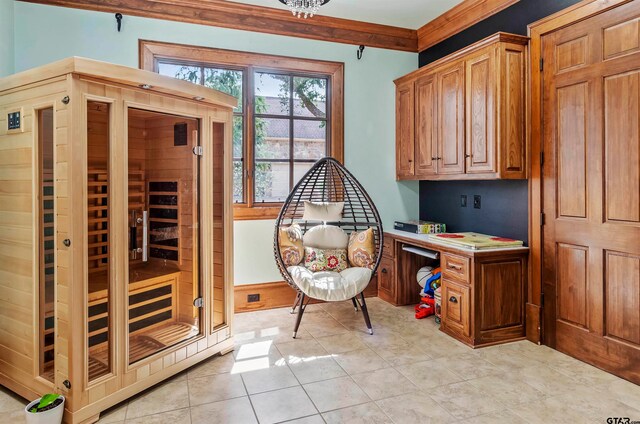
(293, 294, 310, 338)
(356, 294, 373, 335)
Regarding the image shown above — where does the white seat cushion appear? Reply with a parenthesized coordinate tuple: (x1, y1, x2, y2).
(287, 265, 372, 302)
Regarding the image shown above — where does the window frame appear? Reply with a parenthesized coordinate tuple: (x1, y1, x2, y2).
(139, 40, 344, 220)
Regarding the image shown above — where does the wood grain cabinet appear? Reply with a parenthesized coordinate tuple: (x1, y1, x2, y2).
(394, 32, 528, 181)
(382, 232, 528, 348)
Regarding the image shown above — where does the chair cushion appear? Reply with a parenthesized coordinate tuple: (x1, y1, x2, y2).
(278, 224, 304, 266)
(302, 201, 344, 222)
(287, 266, 373, 301)
(348, 228, 376, 269)
(303, 225, 349, 249)
(304, 247, 348, 272)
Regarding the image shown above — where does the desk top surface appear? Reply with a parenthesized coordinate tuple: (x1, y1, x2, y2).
(385, 229, 530, 255)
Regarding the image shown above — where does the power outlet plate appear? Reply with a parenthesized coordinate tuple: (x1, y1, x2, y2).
(248, 294, 260, 303)
(474, 195, 482, 209)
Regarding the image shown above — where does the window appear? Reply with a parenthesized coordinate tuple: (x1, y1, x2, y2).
(141, 41, 344, 219)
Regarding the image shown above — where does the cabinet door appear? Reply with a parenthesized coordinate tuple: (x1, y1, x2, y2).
(442, 279, 470, 337)
(377, 257, 396, 303)
(466, 48, 497, 174)
(437, 62, 466, 174)
(396, 81, 415, 179)
(415, 74, 438, 176)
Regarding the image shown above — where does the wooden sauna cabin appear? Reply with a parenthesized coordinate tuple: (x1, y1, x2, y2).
(0, 57, 235, 423)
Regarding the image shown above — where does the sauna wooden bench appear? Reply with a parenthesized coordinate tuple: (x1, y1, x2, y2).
(379, 230, 529, 348)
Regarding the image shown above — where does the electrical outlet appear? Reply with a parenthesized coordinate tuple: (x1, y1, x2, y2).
(460, 195, 467, 207)
(474, 195, 481, 209)
(248, 294, 260, 303)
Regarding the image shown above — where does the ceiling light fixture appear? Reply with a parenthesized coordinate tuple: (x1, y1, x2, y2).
(278, 0, 331, 19)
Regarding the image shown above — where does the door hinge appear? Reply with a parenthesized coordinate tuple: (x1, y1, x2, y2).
(193, 297, 204, 308)
(540, 151, 544, 167)
(540, 212, 546, 226)
(192, 146, 203, 156)
(540, 58, 544, 71)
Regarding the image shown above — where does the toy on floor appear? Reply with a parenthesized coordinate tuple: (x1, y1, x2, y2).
(415, 295, 435, 319)
(420, 267, 441, 297)
(417, 266, 434, 288)
(434, 286, 442, 324)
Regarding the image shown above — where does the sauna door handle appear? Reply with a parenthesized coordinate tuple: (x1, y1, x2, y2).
(142, 210, 149, 262)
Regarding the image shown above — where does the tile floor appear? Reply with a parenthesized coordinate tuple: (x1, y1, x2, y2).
(2, 297, 640, 423)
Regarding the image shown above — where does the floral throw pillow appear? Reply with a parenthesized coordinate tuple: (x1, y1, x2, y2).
(279, 224, 304, 266)
(304, 247, 348, 272)
(348, 228, 376, 269)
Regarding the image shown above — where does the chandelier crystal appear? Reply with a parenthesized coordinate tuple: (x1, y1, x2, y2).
(278, 0, 331, 19)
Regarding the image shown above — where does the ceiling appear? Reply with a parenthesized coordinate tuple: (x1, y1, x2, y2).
(228, 0, 466, 30)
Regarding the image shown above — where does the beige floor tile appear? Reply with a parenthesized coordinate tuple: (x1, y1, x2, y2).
(555, 385, 640, 423)
(509, 395, 595, 424)
(283, 415, 325, 424)
(351, 367, 417, 401)
(187, 352, 236, 379)
(372, 341, 433, 367)
(602, 378, 640, 410)
(303, 376, 371, 412)
(0, 409, 26, 424)
(124, 408, 190, 424)
(125, 380, 190, 420)
(395, 359, 463, 389)
(550, 359, 619, 386)
(0, 388, 26, 413)
(302, 319, 350, 338)
(429, 381, 502, 420)
(466, 373, 545, 406)
(316, 332, 367, 354)
(401, 331, 471, 358)
(188, 373, 246, 406)
(190, 396, 257, 424)
(474, 348, 542, 372)
(234, 339, 283, 363)
(514, 364, 581, 396)
(288, 355, 347, 384)
(251, 386, 318, 424)
(333, 348, 389, 375)
(240, 363, 299, 395)
(98, 402, 128, 423)
(276, 338, 328, 360)
(376, 393, 455, 423)
(459, 409, 527, 424)
(433, 353, 503, 380)
(322, 402, 392, 424)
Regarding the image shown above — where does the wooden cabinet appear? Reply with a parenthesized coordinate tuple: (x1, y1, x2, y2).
(381, 232, 528, 348)
(377, 256, 396, 303)
(394, 32, 528, 181)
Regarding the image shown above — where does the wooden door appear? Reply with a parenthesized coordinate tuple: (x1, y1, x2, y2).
(542, 2, 640, 384)
(415, 74, 438, 176)
(396, 80, 415, 179)
(437, 62, 465, 175)
(465, 48, 496, 174)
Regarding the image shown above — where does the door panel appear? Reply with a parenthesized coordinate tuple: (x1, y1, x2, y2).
(437, 63, 465, 174)
(604, 71, 640, 223)
(396, 81, 415, 178)
(466, 49, 496, 173)
(415, 74, 438, 176)
(542, 1, 640, 384)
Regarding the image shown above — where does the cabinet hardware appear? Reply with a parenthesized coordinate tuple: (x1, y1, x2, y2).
(193, 297, 204, 308)
(465, 154, 471, 158)
(449, 296, 458, 303)
(381, 268, 388, 274)
(63, 239, 71, 247)
(431, 157, 437, 161)
(63, 380, 71, 389)
(62, 96, 70, 105)
(448, 263, 462, 270)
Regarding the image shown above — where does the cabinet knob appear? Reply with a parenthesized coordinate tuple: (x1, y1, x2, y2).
(431, 157, 437, 161)
(63, 239, 71, 247)
(449, 296, 458, 303)
(408, 159, 413, 163)
(381, 268, 388, 274)
(465, 154, 472, 158)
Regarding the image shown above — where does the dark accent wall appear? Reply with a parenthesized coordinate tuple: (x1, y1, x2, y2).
(418, 0, 582, 245)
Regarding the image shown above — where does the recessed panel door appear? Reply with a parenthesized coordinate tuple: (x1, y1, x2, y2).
(542, 2, 640, 384)
(437, 62, 465, 175)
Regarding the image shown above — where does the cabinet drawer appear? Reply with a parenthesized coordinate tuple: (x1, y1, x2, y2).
(442, 280, 470, 337)
(442, 253, 470, 283)
(378, 257, 396, 300)
(382, 236, 395, 258)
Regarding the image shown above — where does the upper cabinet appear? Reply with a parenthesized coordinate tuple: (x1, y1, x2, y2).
(395, 33, 528, 181)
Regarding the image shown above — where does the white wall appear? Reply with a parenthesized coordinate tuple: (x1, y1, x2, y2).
(0, 0, 14, 77)
(12, 2, 420, 284)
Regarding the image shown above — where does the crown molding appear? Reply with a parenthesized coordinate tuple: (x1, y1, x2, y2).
(417, 0, 520, 52)
(18, 0, 418, 52)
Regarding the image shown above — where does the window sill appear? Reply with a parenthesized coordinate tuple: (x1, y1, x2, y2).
(233, 204, 283, 221)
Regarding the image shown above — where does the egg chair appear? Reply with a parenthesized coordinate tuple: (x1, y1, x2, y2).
(273, 157, 383, 337)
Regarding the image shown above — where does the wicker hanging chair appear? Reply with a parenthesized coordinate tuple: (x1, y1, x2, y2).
(274, 157, 383, 337)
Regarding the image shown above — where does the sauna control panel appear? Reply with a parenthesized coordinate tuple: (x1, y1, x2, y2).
(7, 110, 21, 131)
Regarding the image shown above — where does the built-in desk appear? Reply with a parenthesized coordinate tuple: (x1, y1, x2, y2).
(379, 230, 529, 348)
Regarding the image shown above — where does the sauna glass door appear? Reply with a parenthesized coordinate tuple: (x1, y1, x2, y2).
(127, 108, 201, 364)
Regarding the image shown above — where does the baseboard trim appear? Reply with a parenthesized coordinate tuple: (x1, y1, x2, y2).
(234, 276, 379, 313)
